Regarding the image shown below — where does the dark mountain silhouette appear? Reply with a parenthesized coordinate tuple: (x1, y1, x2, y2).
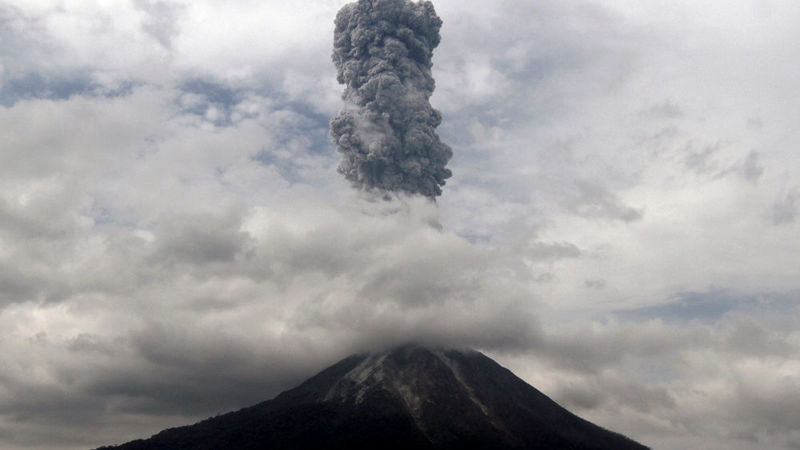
(98, 345, 648, 450)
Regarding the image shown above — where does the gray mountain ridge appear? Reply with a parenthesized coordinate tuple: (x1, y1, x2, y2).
(99, 345, 649, 449)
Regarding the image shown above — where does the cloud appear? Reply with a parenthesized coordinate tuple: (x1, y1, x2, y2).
(771, 188, 798, 225)
(0, 196, 544, 448)
(565, 181, 643, 222)
(133, 0, 184, 49)
(152, 206, 250, 265)
(526, 241, 582, 262)
(493, 305, 800, 450)
(738, 151, 764, 183)
(639, 102, 684, 120)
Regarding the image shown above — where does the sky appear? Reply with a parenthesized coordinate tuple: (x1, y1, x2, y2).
(0, 0, 799, 449)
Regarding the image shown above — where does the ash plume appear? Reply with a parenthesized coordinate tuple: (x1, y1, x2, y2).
(330, 0, 452, 198)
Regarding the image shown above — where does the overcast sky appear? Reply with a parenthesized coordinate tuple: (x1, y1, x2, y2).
(1, 0, 799, 449)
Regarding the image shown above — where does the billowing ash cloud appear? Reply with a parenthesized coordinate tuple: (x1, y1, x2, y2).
(330, 0, 452, 198)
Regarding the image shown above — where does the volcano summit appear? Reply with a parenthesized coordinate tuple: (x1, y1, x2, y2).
(100, 346, 648, 450)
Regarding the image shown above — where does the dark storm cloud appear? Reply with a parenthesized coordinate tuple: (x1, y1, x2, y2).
(330, 0, 452, 197)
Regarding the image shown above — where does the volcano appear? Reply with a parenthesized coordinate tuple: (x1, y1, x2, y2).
(99, 345, 648, 449)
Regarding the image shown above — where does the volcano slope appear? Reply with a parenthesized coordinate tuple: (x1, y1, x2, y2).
(99, 345, 649, 450)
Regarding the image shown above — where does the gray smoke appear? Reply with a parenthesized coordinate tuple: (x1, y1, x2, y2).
(330, 0, 452, 198)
